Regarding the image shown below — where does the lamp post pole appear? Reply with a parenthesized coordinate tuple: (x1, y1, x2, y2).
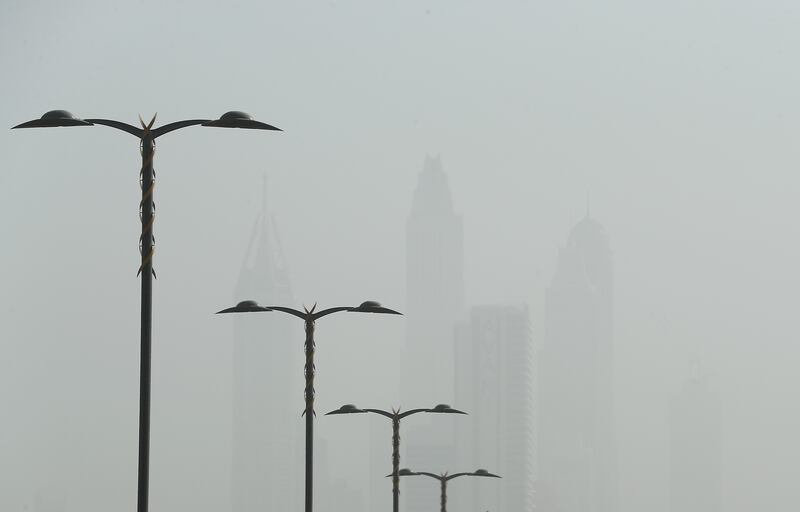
(13, 110, 280, 512)
(303, 311, 315, 512)
(217, 300, 402, 512)
(395, 468, 501, 512)
(138, 125, 155, 511)
(327, 403, 466, 512)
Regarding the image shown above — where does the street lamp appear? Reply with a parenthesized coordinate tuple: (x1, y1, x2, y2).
(13, 109, 280, 512)
(394, 467, 501, 512)
(217, 300, 402, 512)
(326, 403, 466, 512)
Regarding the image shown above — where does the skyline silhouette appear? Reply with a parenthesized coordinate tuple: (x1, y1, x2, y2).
(538, 215, 618, 512)
(231, 178, 299, 512)
(4, 3, 796, 511)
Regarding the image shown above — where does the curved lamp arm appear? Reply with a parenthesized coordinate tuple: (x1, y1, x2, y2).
(445, 472, 474, 481)
(414, 471, 444, 481)
(151, 119, 210, 139)
(362, 408, 396, 420)
(268, 306, 309, 321)
(84, 118, 143, 138)
(325, 406, 395, 420)
(87, 110, 281, 139)
(398, 408, 431, 419)
(312, 306, 352, 320)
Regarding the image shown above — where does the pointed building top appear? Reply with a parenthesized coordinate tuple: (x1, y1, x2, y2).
(424, 154, 444, 174)
(410, 154, 456, 218)
(552, 213, 612, 294)
(235, 176, 293, 303)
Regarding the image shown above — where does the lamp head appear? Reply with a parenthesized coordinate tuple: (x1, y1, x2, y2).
(203, 111, 281, 130)
(216, 300, 272, 314)
(325, 404, 365, 415)
(13, 110, 93, 128)
(428, 404, 467, 415)
(348, 301, 402, 315)
(472, 469, 501, 478)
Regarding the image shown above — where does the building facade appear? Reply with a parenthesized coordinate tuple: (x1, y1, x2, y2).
(537, 215, 618, 512)
(400, 155, 465, 512)
(669, 372, 722, 512)
(454, 305, 535, 512)
(231, 184, 300, 512)
(404, 154, 465, 404)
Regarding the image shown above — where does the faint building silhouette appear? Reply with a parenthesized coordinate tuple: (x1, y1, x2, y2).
(399, 154, 465, 512)
(669, 369, 722, 512)
(368, 413, 400, 512)
(231, 179, 299, 512)
(537, 215, 618, 512)
(316, 437, 366, 512)
(405, 154, 465, 403)
(403, 425, 463, 511)
(454, 305, 535, 512)
(33, 487, 65, 512)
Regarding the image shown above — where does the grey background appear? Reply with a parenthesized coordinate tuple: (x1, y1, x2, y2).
(1, 1, 798, 511)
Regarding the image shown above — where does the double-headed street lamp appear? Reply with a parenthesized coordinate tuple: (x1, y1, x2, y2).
(395, 468, 501, 512)
(327, 403, 466, 512)
(216, 300, 402, 512)
(13, 109, 280, 512)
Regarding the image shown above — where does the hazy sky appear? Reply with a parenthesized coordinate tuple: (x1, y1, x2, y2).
(1, 1, 799, 511)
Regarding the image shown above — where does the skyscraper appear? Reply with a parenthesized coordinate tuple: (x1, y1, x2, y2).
(454, 304, 535, 512)
(400, 155, 465, 512)
(316, 437, 366, 512)
(405, 154, 465, 404)
(231, 180, 299, 512)
(537, 215, 618, 512)
(669, 370, 722, 512)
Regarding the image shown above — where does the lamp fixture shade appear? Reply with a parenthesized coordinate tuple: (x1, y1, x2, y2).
(349, 301, 402, 315)
(203, 111, 281, 130)
(12, 110, 93, 128)
(325, 404, 366, 415)
(216, 300, 272, 314)
(428, 404, 467, 414)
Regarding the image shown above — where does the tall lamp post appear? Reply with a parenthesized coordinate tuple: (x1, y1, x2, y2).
(13, 109, 280, 512)
(216, 300, 402, 512)
(394, 467, 501, 512)
(326, 403, 466, 512)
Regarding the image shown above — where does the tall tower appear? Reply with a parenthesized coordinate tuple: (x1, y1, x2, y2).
(537, 215, 618, 512)
(231, 179, 299, 512)
(669, 370, 722, 512)
(405, 154, 464, 402)
(454, 305, 535, 512)
(400, 155, 465, 512)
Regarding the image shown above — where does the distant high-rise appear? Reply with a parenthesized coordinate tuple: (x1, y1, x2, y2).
(669, 371, 722, 512)
(454, 305, 535, 512)
(537, 215, 618, 512)
(405, 154, 464, 403)
(316, 437, 366, 512)
(400, 155, 465, 512)
(231, 180, 299, 512)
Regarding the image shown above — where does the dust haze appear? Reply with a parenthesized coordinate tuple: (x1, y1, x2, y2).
(1, 2, 798, 512)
